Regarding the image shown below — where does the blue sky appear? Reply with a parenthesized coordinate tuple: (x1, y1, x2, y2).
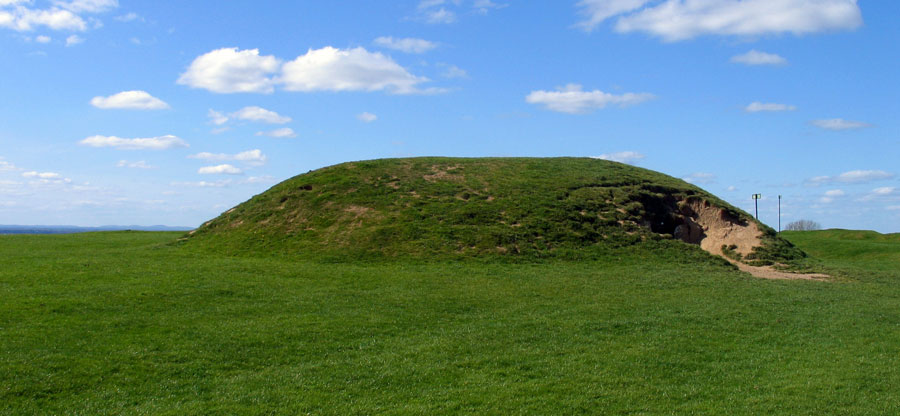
(1, 0, 897, 232)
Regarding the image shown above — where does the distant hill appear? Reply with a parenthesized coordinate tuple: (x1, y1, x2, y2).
(185, 157, 804, 264)
(0, 225, 192, 235)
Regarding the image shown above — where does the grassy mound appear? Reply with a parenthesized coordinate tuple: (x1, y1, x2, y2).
(186, 157, 802, 262)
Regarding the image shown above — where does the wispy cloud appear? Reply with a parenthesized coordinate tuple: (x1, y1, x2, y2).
(373, 36, 437, 54)
(820, 189, 845, 203)
(231, 106, 291, 124)
(357, 112, 377, 123)
(79, 134, 188, 150)
(198, 164, 243, 175)
(807, 170, 895, 185)
(65, 34, 84, 46)
(189, 149, 267, 166)
(526, 84, 654, 114)
(91, 90, 169, 110)
(255, 128, 296, 138)
(682, 172, 716, 185)
(811, 118, 871, 131)
(745, 102, 796, 112)
(576, 0, 862, 41)
(731, 50, 787, 66)
(592, 151, 645, 164)
(439, 63, 468, 79)
(415, 0, 505, 24)
(116, 160, 154, 169)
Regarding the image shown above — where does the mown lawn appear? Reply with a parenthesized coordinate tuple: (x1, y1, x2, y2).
(1, 231, 899, 414)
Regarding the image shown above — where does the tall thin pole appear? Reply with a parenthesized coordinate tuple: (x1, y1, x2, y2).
(778, 195, 782, 232)
(752, 194, 761, 220)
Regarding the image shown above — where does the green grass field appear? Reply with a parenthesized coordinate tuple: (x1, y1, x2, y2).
(2, 230, 899, 414)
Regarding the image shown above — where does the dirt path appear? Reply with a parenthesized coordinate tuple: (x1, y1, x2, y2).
(729, 260, 830, 281)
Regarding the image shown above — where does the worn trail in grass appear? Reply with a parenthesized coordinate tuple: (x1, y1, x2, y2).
(2, 231, 899, 414)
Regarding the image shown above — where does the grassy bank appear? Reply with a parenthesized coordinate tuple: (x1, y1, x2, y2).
(1, 231, 899, 414)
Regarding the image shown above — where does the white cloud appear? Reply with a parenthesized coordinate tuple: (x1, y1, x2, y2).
(838, 170, 890, 183)
(373, 36, 437, 54)
(526, 84, 654, 114)
(113, 11, 140, 22)
(198, 164, 243, 175)
(79, 134, 188, 150)
(188, 149, 267, 166)
(172, 175, 274, 188)
(90, 90, 169, 110)
(172, 180, 232, 188)
(575, 0, 650, 30)
(357, 112, 377, 123)
(440, 64, 468, 78)
(281, 46, 432, 94)
(179, 46, 437, 95)
(808, 170, 895, 185)
(820, 189, 845, 203)
(177, 47, 281, 94)
(240, 175, 276, 184)
(726, 186, 738, 192)
(20, 170, 72, 185)
(208, 109, 229, 126)
(860, 187, 898, 202)
(53, 0, 117, 13)
(745, 102, 796, 112)
(255, 128, 297, 138)
(473, 0, 507, 14)
(731, 50, 787, 66)
(22, 171, 61, 179)
(682, 172, 716, 184)
(887, 206, 900, 211)
(415, 0, 502, 23)
(65, 34, 83, 46)
(424, 7, 456, 23)
(0, 6, 86, 31)
(578, 0, 862, 41)
(812, 118, 871, 131)
(418, 0, 452, 8)
(0, 159, 16, 171)
(592, 151, 645, 164)
(35, 34, 50, 42)
(116, 160, 153, 169)
(231, 106, 291, 124)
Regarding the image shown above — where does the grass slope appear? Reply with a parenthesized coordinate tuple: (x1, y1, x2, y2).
(186, 157, 800, 263)
(782, 229, 900, 278)
(2, 231, 900, 414)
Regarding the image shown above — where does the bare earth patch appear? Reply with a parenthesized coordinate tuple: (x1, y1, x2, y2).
(731, 261, 830, 281)
(423, 165, 464, 182)
(678, 199, 830, 281)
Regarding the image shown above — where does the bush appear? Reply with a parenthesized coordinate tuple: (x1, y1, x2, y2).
(785, 220, 821, 231)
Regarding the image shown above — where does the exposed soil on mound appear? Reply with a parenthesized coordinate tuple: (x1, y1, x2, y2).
(673, 199, 761, 257)
(663, 199, 829, 281)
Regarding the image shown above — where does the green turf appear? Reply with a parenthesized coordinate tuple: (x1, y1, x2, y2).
(781, 229, 900, 279)
(2, 231, 899, 414)
(186, 157, 804, 265)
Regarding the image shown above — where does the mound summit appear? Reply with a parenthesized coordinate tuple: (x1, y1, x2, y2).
(187, 157, 803, 263)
